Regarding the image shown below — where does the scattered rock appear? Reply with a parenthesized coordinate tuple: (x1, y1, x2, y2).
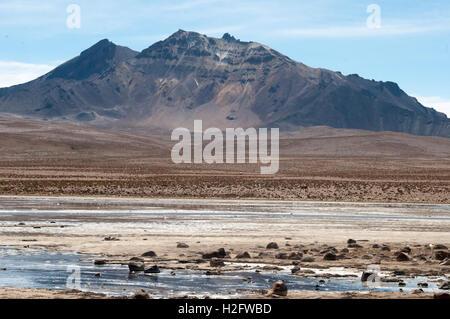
(381, 245, 391, 251)
(398, 281, 406, 287)
(128, 261, 145, 272)
(94, 273, 101, 277)
(141, 251, 157, 257)
(275, 253, 288, 260)
(266, 242, 279, 249)
(417, 282, 428, 288)
(348, 243, 363, 248)
(177, 243, 189, 249)
(434, 292, 450, 299)
(210, 259, 225, 267)
(301, 257, 315, 263)
(288, 252, 303, 260)
(393, 270, 406, 276)
(434, 251, 450, 261)
(401, 247, 412, 254)
(104, 236, 119, 241)
(439, 281, 450, 290)
(340, 248, 349, 253)
(144, 265, 161, 274)
(347, 239, 357, 244)
(202, 248, 226, 259)
(291, 267, 300, 274)
(434, 244, 448, 250)
(235, 252, 251, 259)
(323, 252, 337, 261)
(361, 271, 375, 282)
(130, 257, 144, 262)
(132, 289, 150, 299)
(94, 260, 106, 266)
(372, 244, 380, 249)
(396, 252, 410, 262)
(412, 289, 424, 294)
(267, 280, 288, 297)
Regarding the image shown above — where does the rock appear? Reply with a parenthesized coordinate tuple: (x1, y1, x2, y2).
(266, 242, 279, 249)
(381, 245, 391, 251)
(393, 270, 406, 276)
(434, 250, 450, 261)
(434, 244, 448, 250)
(439, 281, 450, 290)
(177, 243, 189, 248)
(347, 239, 357, 244)
(132, 289, 150, 299)
(202, 248, 226, 259)
(362, 255, 372, 260)
(434, 292, 450, 299)
(396, 252, 410, 262)
(301, 257, 315, 262)
(398, 281, 406, 287)
(128, 261, 145, 272)
(267, 280, 288, 297)
(291, 267, 300, 274)
(361, 272, 375, 282)
(417, 282, 428, 288)
(275, 253, 288, 260)
(144, 265, 161, 274)
(372, 244, 380, 248)
(440, 259, 450, 265)
(348, 243, 363, 248)
(130, 257, 144, 262)
(235, 252, 251, 259)
(210, 259, 225, 267)
(412, 289, 424, 294)
(94, 273, 101, 277)
(401, 247, 412, 253)
(104, 236, 119, 241)
(323, 252, 337, 261)
(340, 248, 349, 253)
(288, 252, 303, 260)
(141, 251, 157, 257)
(94, 260, 106, 265)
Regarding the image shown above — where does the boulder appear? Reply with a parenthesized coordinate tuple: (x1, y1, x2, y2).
(202, 248, 226, 259)
(396, 252, 410, 262)
(235, 252, 251, 259)
(348, 243, 363, 248)
(347, 239, 357, 244)
(361, 271, 375, 282)
(401, 247, 412, 254)
(434, 292, 450, 299)
(177, 243, 189, 249)
(434, 250, 450, 261)
(301, 257, 315, 263)
(381, 245, 391, 251)
(128, 261, 145, 272)
(434, 244, 448, 250)
(94, 260, 106, 265)
(288, 252, 303, 260)
(267, 280, 288, 297)
(323, 252, 337, 261)
(266, 242, 279, 249)
(439, 281, 450, 290)
(210, 259, 225, 267)
(141, 251, 157, 257)
(144, 265, 161, 274)
(130, 257, 144, 262)
(275, 253, 288, 260)
(132, 289, 150, 299)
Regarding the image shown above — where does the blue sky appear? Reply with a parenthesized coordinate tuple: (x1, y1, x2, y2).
(0, 0, 449, 115)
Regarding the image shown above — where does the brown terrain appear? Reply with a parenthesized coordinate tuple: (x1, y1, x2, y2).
(0, 116, 449, 203)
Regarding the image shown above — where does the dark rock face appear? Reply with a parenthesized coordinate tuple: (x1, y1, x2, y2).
(0, 30, 448, 137)
(266, 242, 279, 249)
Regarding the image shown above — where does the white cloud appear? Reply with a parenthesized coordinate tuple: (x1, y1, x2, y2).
(0, 61, 55, 88)
(416, 96, 450, 117)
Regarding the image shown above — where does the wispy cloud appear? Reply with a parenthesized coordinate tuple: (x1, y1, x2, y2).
(416, 96, 450, 117)
(0, 61, 55, 88)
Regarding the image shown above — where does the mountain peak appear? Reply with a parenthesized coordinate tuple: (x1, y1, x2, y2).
(47, 39, 137, 80)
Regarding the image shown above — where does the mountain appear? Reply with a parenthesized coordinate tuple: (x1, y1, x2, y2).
(0, 30, 449, 137)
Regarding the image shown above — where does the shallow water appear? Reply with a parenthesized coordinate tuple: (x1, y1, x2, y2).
(0, 247, 443, 298)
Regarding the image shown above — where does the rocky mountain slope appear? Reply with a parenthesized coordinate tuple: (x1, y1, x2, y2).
(0, 30, 448, 137)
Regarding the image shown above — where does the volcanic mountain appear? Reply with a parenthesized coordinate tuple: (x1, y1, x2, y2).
(0, 30, 448, 137)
